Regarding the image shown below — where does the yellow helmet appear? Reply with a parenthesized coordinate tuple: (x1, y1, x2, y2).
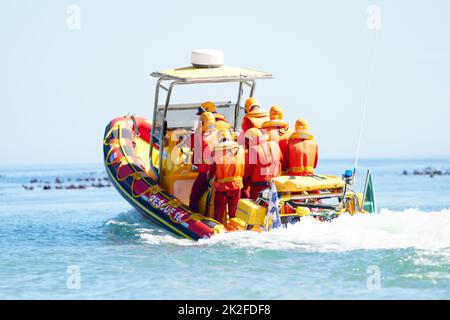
(245, 97, 259, 113)
(244, 128, 262, 140)
(270, 105, 284, 120)
(196, 101, 217, 115)
(201, 101, 217, 113)
(295, 118, 310, 132)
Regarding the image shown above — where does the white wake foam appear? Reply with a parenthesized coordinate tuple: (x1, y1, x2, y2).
(137, 208, 450, 252)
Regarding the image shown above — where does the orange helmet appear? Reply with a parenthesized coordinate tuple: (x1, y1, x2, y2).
(295, 118, 310, 132)
(196, 101, 217, 115)
(202, 101, 217, 113)
(270, 105, 284, 120)
(245, 97, 259, 113)
(291, 119, 314, 140)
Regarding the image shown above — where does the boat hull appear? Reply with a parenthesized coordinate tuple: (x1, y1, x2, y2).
(103, 116, 221, 241)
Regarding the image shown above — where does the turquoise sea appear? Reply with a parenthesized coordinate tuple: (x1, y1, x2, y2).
(1, 159, 450, 299)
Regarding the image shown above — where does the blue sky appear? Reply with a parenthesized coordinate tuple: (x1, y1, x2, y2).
(1, 0, 449, 165)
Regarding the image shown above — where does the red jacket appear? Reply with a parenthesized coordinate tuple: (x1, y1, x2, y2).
(286, 137, 318, 175)
(245, 138, 282, 183)
(262, 124, 293, 161)
(191, 130, 217, 173)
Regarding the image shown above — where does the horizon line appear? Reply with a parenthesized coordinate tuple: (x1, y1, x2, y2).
(2, 157, 450, 168)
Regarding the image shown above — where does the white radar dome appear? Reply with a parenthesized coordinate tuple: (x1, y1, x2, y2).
(191, 49, 224, 68)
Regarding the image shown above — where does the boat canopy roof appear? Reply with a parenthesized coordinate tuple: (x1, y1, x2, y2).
(151, 65, 273, 82)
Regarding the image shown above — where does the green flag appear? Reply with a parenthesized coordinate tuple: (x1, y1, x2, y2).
(363, 170, 376, 213)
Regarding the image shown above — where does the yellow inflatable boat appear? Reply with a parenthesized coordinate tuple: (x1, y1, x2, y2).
(103, 50, 376, 240)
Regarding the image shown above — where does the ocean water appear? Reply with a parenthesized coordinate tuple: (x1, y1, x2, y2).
(1, 159, 450, 300)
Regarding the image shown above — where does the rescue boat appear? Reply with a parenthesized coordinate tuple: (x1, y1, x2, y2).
(103, 49, 376, 241)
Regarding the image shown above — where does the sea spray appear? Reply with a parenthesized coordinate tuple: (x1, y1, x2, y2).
(133, 208, 450, 253)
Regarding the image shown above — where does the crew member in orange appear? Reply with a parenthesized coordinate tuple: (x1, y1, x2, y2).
(190, 101, 230, 155)
(208, 134, 245, 225)
(244, 128, 283, 199)
(261, 105, 293, 160)
(241, 98, 270, 135)
(189, 112, 218, 212)
(286, 119, 318, 176)
(196, 101, 231, 130)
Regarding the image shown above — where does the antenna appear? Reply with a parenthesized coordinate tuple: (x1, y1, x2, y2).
(354, 5, 381, 184)
(353, 38, 375, 176)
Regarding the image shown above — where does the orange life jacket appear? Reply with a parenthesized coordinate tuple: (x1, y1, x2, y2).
(214, 113, 232, 130)
(213, 147, 245, 191)
(242, 110, 270, 132)
(247, 139, 282, 182)
(287, 138, 318, 175)
(261, 121, 294, 156)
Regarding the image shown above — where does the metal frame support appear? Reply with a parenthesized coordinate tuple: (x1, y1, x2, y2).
(149, 78, 257, 182)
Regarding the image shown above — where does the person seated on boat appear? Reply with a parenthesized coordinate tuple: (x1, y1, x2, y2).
(208, 136, 245, 226)
(286, 119, 318, 176)
(261, 105, 294, 160)
(241, 98, 270, 135)
(196, 101, 231, 131)
(244, 128, 283, 200)
(189, 112, 218, 212)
